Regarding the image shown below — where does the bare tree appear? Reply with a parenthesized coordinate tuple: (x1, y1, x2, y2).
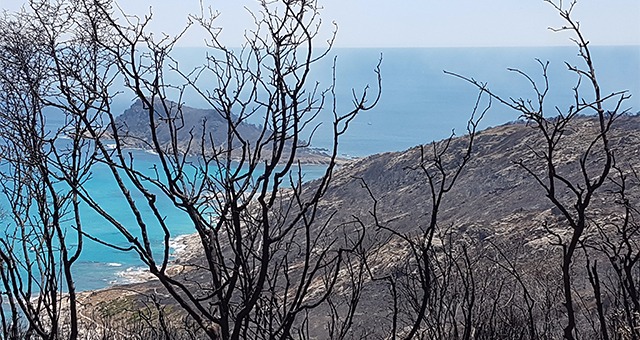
(586, 160, 640, 339)
(0, 0, 381, 338)
(0, 2, 102, 338)
(447, 1, 633, 339)
(2, 0, 635, 339)
(357, 88, 488, 339)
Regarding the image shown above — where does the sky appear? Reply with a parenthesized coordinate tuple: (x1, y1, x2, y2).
(1, 0, 639, 47)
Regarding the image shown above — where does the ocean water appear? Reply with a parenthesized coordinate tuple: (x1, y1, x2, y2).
(71, 150, 330, 290)
(314, 46, 640, 157)
(8, 46, 640, 291)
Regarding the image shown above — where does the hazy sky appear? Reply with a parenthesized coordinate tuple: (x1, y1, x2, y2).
(2, 0, 639, 47)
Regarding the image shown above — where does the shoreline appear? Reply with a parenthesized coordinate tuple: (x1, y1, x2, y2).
(77, 155, 349, 292)
(108, 233, 200, 286)
(91, 132, 351, 166)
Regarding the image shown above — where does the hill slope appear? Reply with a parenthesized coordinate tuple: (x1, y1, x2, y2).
(79, 114, 640, 338)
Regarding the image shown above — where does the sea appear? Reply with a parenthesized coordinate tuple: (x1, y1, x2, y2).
(11, 46, 640, 291)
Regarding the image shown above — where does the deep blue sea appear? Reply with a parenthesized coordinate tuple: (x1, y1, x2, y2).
(26, 46, 640, 290)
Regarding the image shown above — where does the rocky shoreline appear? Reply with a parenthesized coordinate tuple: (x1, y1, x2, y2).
(104, 233, 202, 286)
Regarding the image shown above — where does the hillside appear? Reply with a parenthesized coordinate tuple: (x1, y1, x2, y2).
(76, 114, 640, 338)
(296, 114, 640, 336)
(325, 115, 640, 243)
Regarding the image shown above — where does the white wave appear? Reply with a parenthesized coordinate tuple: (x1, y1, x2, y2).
(169, 234, 189, 257)
(112, 266, 155, 285)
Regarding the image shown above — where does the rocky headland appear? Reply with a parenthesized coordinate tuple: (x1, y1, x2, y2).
(111, 99, 338, 164)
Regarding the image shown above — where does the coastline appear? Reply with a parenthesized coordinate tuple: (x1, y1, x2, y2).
(110, 233, 202, 286)
(75, 151, 352, 292)
(69, 233, 204, 329)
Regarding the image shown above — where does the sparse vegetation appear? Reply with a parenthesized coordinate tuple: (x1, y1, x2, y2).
(0, 0, 637, 339)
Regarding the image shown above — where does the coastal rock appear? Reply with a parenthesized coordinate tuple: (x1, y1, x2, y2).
(113, 98, 263, 151)
(112, 99, 335, 163)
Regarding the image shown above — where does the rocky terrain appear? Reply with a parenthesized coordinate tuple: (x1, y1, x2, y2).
(76, 114, 640, 338)
(112, 99, 336, 164)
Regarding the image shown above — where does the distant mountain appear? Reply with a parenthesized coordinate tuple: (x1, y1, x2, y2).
(112, 99, 262, 152)
(111, 99, 334, 164)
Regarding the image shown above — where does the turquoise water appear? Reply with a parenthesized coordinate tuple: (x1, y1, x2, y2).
(9, 46, 640, 291)
(72, 149, 196, 289)
(71, 149, 330, 290)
